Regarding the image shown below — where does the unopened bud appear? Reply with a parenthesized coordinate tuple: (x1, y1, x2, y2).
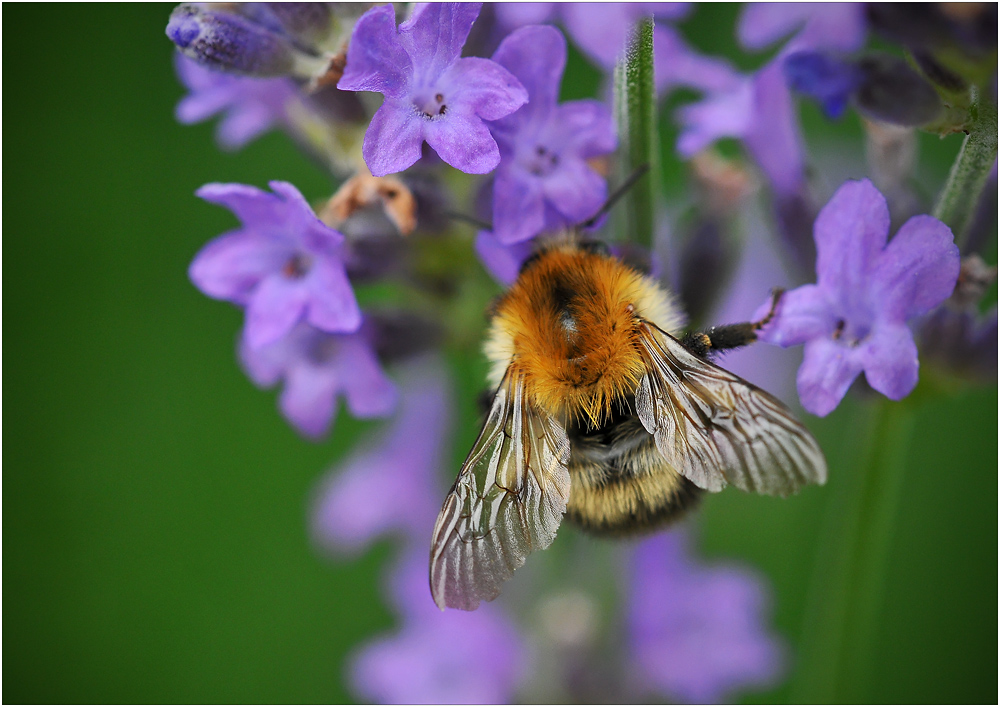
(167, 4, 296, 76)
(855, 53, 943, 126)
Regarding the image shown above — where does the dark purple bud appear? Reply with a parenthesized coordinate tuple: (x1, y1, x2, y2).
(962, 166, 998, 256)
(785, 51, 863, 120)
(368, 310, 446, 364)
(855, 53, 942, 126)
(773, 191, 818, 280)
(867, 3, 998, 59)
(166, 4, 296, 77)
(920, 306, 998, 383)
(677, 217, 737, 325)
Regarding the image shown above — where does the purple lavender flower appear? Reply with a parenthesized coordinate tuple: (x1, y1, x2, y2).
(493, 4, 734, 97)
(311, 359, 450, 553)
(677, 60, 806, 197)
(350, 545, 527, 704)
(337, 3, 528, 177)
(738, 3, 867, 54)
(495, 4, 690, 67)
(488, 25, 615, 244)
(627, 530, 784, 704)
(677, 3, 867, 197)
(239, 322, 396, 439)
(753, 179, 961, 416)
(190, 181, 361, 349)
(174, 54, 298, 150)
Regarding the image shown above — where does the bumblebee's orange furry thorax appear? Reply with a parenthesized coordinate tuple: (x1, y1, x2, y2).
(484, 242, 683, 427)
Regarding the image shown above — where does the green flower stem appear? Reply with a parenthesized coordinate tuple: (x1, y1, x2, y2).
(612, 18, 659, 251)
(932, 86, 998, 245)
(792, 399, 917, 703)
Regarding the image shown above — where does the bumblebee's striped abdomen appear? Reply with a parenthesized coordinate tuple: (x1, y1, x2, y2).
(565, 413, 702, 535)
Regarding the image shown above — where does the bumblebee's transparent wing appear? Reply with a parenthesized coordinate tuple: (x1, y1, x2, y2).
(430, 368, 571, 611)
(634, 322, 827, 496)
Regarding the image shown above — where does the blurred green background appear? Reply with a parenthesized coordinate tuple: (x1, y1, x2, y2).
(4, 4, 996, 704)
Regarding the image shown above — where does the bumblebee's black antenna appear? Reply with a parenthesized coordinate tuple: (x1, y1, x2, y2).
(581, 163, 651, 229)
(445, 163, 650, 234)
(445, 210, 493, 232)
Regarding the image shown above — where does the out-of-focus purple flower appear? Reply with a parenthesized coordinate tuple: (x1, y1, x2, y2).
(738, 3, 867, 54)
(494, 3, 734, 97)
(174, 54, 298, 150)
(627, 530, 784, 704)
(337, 3, 527, 177)
(784, 51, 862, 120)
(677, 3, 867, 197)
(475, 230, 533, 285)
(753, 179, 960, 416)
(350, 545, 527, 704)
(311, 358, 450, 553)
(239, 322, 396, 439)
(488, 25, 615, 244)
(677, 60, 805, 197)
(495, 3, 690, 67)
(653, 23, 744, 95)
(190, 181, 361, 349)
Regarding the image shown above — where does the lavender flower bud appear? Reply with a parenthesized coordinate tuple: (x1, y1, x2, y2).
(677, 218, 737, 326)
(866, 3, 998, 59)
(773, 191, 818, 280)
(855, 53, 943, 126)
(920, 307, 998, 383)
(167, 4, 296, 77)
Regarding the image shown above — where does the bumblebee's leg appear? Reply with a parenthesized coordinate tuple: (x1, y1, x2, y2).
(681, 288, 784, 360)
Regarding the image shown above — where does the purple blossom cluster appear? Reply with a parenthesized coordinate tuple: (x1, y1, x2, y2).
(169, 3, 994, 704)
(189, 180, 394, 438)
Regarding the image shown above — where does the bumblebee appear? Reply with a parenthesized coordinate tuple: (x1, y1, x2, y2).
(430, 238, 826, 610)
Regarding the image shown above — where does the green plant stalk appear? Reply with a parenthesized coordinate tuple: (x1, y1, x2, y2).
(612, 18, 659, 252)
(932, 86, 998, 245)
(792, 399, 916, 703)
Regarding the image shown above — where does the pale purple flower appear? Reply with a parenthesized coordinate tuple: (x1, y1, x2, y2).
(190, 181, 361, 349)
(676, 60, 806, 198)
(488, 25, 615, 244)
(753, 179, 960, 416)
(337, 3, 528, 176)
(350, 545, 527, 704)
(677, 3, 867, 197)
(494, 3, 690, 68)
(311, 358, 451, 553)
(174, 54, 298, 150)
(738, 3, 867, 54)
(493, 3, 734, 97)
(627, 530, 784, 704)
(239, 322, 396, 439)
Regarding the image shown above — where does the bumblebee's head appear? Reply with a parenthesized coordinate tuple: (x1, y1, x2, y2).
(484, 243, 682, 427)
